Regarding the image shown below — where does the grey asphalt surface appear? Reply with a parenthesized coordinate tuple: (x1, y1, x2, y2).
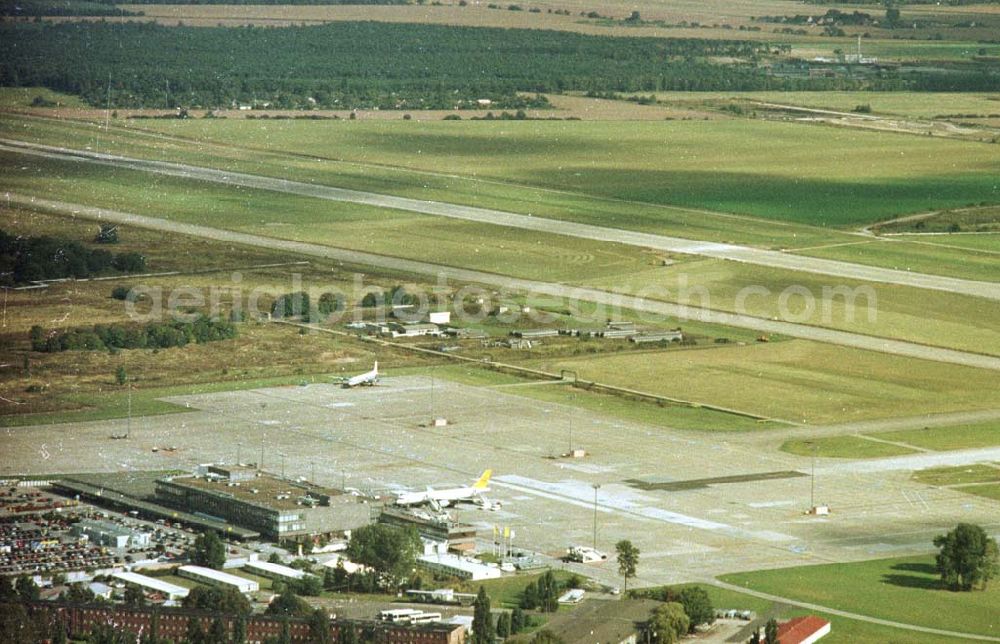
(2, 138, 997, 301)
(10, 193, 1000, 372)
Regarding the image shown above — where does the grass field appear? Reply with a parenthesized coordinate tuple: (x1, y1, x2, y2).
(781, 421, 1000, 458)
(659, 583, 972, 644)
(527, 340, 1000, 424)
(911, 464, 1000, 487)
(654, 91, 1000, 120)
(7, 147, 997, 356)
(780, 436, 915, 459)
(719, 555, 1000, 638)
(959, 483, 1000, 502)
(876, 421, 1000, 452)
(123, 116, 1000, 228)
(5, 111, 999, 286)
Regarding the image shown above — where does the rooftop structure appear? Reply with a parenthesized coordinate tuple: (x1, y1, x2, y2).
(155, 471, 372, 541)
(416, 553, 501, 581)
(177, 565, 259, 593)
(243, 559, 313, 582)
(112, 571, 190, 600)
(777, 616, 831, 644)
(379, 507, 477, 552)
(71, 519, 149, 549)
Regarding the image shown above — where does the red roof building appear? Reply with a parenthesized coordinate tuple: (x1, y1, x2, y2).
(777, 616, 831, 644)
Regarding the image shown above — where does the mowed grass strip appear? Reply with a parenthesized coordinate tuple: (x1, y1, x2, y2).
(780, 436, 916, 459)
(527, 340, 1000, 424)
(719, 555, 1000, 637)
(876, 421, 1000, 452)
(781, 421, 1000, 458)
(912, 464, 1000, 487)
(130, 117, 1000, 227)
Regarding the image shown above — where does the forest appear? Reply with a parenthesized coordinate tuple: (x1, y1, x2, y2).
(0, 229, 146, 285)
(1, 22, 996, 109)
(29, 316, 239, 352)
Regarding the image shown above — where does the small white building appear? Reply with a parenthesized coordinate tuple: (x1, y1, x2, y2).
(72, 519, 150, 549)
(417, 553, 501, 581)
(178, 565, 259, 593)
(428, 311, 451, 325)
(113, 572, 190, 600)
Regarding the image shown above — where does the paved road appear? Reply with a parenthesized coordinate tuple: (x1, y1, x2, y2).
(11, 194, 1000, 372)
(2, 138, 997, 301)
(711, 580, 1000, 642)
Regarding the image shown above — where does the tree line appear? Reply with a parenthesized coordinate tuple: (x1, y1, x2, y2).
(29, 315, 238, 352)
(1, 21, 823, 110)
(0, 229, 146, 285)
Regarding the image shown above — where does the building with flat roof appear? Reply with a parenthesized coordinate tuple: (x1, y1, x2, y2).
(542, 599, 661, 644)
(113, 571, 190, 600)
(242, 560, 313, 582)
(178, 565, 259, 593)
(155, 470, 373, 541)
(71, 519, 150, 549)
(417, 553, 501, 581)
(379, 507, 477, 552)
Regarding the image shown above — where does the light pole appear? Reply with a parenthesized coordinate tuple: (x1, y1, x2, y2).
(236, 442, 242, 467)
(592, 483, 601, 550)
(280, 453, 286, 480)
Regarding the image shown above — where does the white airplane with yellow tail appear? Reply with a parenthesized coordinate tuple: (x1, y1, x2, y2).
(395, 470, 495, 509)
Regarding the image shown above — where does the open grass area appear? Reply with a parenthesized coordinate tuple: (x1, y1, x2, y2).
(911, 464, 1000, 487)
(122, 116, 1000, 228)
(527, 340, 1000, 424)
(876, 421, 1000, 452)
(959, 483, 1000, 502)
(719, 555, 1000, 638)
(456, 569, 573, 609)
(781, 421, 1000, 458)
(665, 582, 974, 643)
(4, 146, 999, 357)
(780, 436, 915, 459)
(654, 91, 1000, 120)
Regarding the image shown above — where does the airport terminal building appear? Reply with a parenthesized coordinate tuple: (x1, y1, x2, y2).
(154, 466, 372, 542)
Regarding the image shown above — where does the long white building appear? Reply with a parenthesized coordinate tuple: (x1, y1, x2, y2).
(112, 571, 190, 600)
(177, 565, 259, 593)
(242, 560, 312, 582)
(417, 553, 501, 581)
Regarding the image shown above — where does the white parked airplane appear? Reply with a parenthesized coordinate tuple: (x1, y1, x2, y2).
(395, 470, 493, 508)
(341, 361, 379, 388)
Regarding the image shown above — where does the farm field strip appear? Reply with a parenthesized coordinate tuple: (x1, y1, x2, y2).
(9, 194, 1000, 375)
(4, 138, 997, 303)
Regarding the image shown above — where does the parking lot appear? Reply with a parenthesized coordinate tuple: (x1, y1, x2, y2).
(3, 376, 999, 587)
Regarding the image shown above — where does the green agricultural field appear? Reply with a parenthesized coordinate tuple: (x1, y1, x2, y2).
(912, 464, 1000, 487)
(0, 87, 86, 109)
(780, 436, 915, 459)
(527, 340, 1000, 424)
(796, 237, 999, 282)
(719, 555, 1000, 638)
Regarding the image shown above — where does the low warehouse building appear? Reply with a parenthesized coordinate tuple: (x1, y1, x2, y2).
(178, 565, 259, 593)
(243, 560, 313, 582)
(71, 519, 150, 549)
(417, 553, 501, 581)
(112, 571, 190, 600)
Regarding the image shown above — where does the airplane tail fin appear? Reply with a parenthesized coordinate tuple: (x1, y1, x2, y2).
(373, 361, 378, 374)
(473, 469, 492, 490)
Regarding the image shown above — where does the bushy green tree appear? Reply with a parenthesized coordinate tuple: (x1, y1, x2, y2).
(677, 586, 714, 632)
(934, 523, 1000, 591)
(344, 524, 420, 590)
(189, 530, 226, 569)
(648, 602, 689, 644)
(616, 540, 640, 593)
